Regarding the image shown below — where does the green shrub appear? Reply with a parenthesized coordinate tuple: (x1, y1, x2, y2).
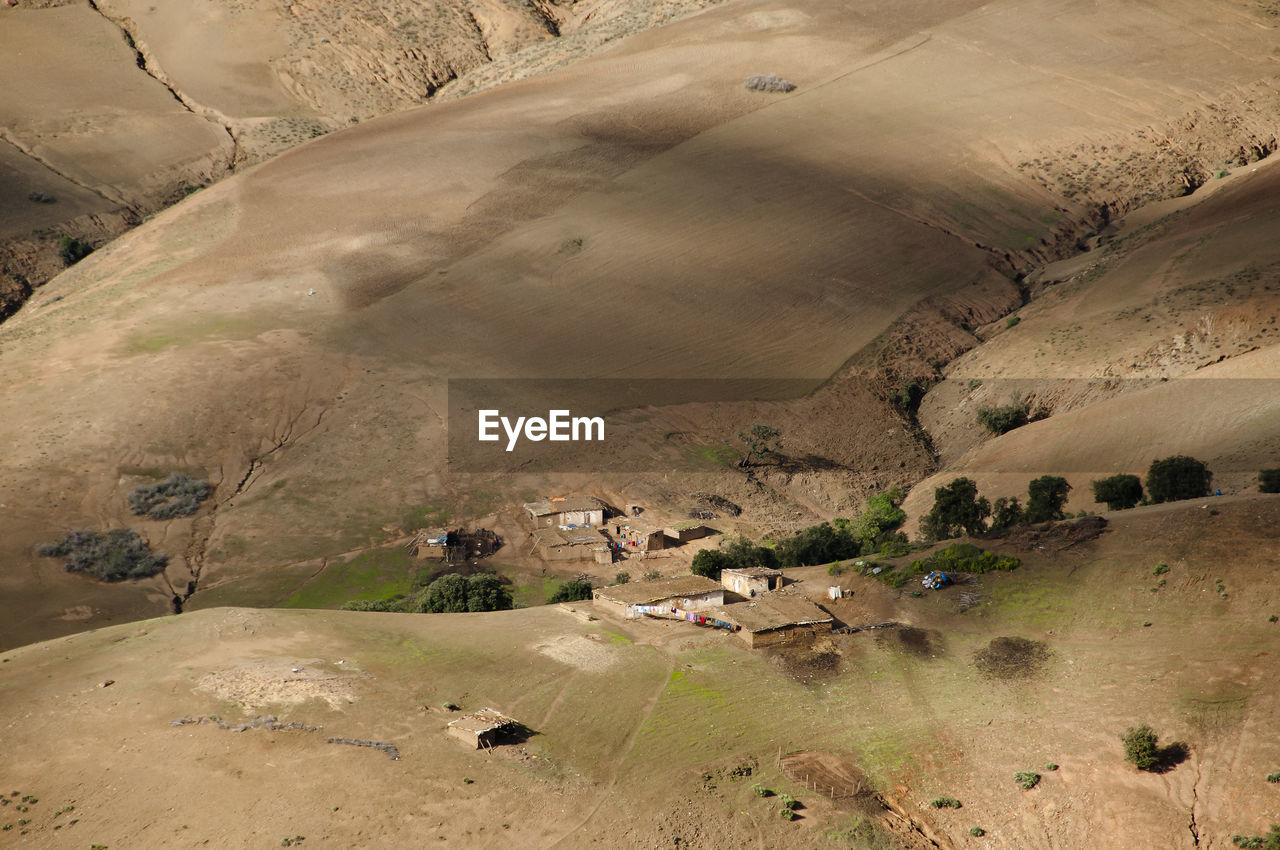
(909, 542, 1019, 576)
(751, 784, 772, 797)
(547, 580, 593, 604)
(58, 235, 93, 266)
(642, 569, 662, 581)
(970, 826, 986, 837)
(1146, 455, 1212, 503)
(779, 808, 798, 820)
(1266, 772, 1280, 783)
(1122, 724, 1160, 771)
(1014, 772, 1041, 790)
(1231, 825, 1280, 849)
(1005, 316, 1021, 329)
(1260, 469, 1280, 494)
(778, 794, 797, 810)
(1092, 473, 1143, 510)
(37, 529, 167, 581)
(341, 598, 403, 612)
(977, 403, 1029, 435)
(930, 797, 962, 809)
(1153, 563, 1170, 576)
(878, 536, 911, 558)
(127, 473, 212, 519)
(613, 572, 630, 585)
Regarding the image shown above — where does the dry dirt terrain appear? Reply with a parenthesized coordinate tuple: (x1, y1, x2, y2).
(0, 0, 723, 318)
(1, 498, 1277, 848)
(5, 0, 1280, 651)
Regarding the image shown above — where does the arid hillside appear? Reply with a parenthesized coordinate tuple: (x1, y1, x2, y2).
(0, 0, 723, 319)
(4, 0, 1280, 650)
(2, 499, 1277, 848)
(902, 154, 1280, 525)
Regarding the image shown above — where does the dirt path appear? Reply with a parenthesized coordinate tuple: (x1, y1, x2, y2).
(547, 653, 676, 848)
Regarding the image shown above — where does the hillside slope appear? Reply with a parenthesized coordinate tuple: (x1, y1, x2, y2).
(4, 0, 1280, 648)
(2, 498, 1277, 848)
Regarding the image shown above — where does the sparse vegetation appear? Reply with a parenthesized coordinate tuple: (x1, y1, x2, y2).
(642, 570, 662, 581)
(1260, 468, 1280, 493)
(1014, 771, 1041, 790)
(127, 472, 212, 519)
(1153, 562, 1170, 576)
(970, 826, 986, 836)
(1266, 772, 1279, 783)
(752, 784, 772, 797)
(737, 423, 782, 467)
(613, 572, 630, 584)
(931, 796, 962, 809)
(1092, 473, 1144, 510)
(977, 402, 1029, 435)
(36, 529, 168, 581)
(1044, 762, 1059, 771)
(1005, 316, 1021, 329)
(921, 478, 990, 540)
(1145, 455, 1212, 503)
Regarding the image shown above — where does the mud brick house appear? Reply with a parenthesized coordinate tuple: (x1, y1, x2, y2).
(592, 575, 723, 619)
(721, 566, 785, 596)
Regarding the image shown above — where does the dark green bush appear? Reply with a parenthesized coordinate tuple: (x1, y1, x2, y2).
(921, 478, 990, 540)
(1146, 455, 1212, 503)
(548, 580, 594, 604)
(930, 797, 962, 809)
(613, 572, 630, 585)
(1014, 772, 1041, 790)
(977, 403, 1029, 435)
(1025, 475, 1072, 523)
(989, 496, 1024, 531)
(970, 826, 986, 837)
(1231, 825, 1280, 849)
(127, 473, 212, 519)
(57, 236, 93, 266)
(1260, 469, 1280, 494)
(1092, 474, 1143, 510)
(37, 529, 167, 581)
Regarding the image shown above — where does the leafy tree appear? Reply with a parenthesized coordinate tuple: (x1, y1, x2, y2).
(775, 522, 858, 567)
(416, 574, 470, 613)
(1122, 724, 1160, 771)
(989, 496, 1024, 531)
(548, 580, 594, 603)
(737, 423, 781, 467)
(1092, 474, 1143, 510)
(691, 549, 734, 580)
(921, 478, 990, 540)
(1259, 469, 1280, 494)
(1024, 476, 1072, 523)
(1146, 455, 1212, 503)
(845, 488, 907, 551)
(977, 403, 1029, 435)
(465, 574, 513, 612)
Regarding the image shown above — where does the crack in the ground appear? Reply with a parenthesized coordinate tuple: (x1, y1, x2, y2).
(85, 0, 238, 172)
(1188, 762, 1202, 847)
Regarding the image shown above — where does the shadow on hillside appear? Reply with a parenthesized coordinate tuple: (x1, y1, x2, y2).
(1148, 741, 1191, 774)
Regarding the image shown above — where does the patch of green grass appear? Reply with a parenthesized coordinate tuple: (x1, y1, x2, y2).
(121, 314, 274, 355)
(279, 547, 415, 609)
(510, 575, 562, 609)
(685, 443, 740, 469)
